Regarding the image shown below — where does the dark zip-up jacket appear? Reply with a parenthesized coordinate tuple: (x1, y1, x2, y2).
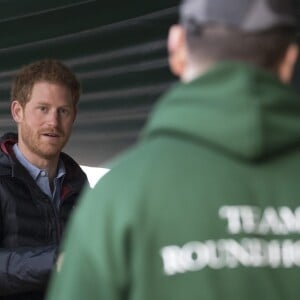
(0, 133, 87, 300)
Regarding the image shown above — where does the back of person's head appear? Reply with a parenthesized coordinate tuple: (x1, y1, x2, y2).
(179, 0, 298, 71)
(11, 59, 81, 107)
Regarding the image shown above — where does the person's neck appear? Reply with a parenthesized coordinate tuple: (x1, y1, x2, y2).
(36, 159, 58, 182)
(18, 144, 59, 182)
(181, 60, 213, 83)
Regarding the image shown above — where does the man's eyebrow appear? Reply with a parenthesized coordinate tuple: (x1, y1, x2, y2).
(35, 102, 72, 107)
(35, 102, 48, 105)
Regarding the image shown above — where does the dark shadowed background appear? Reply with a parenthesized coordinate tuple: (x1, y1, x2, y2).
(0, 0, 178, 167)
(1, 0, 299, 167)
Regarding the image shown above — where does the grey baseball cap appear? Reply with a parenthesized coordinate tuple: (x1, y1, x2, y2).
(180, 0, 298, 32)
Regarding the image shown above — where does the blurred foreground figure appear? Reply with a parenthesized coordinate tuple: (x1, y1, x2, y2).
(0, 59, 87, 300)
(47, 1, 300, 299)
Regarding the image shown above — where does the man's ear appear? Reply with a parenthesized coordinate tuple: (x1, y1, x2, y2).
(167, 25, 188, 77)
(73, 107, 77, 123)
(278, 43, 299, 84)
(11, 100, 24, 123)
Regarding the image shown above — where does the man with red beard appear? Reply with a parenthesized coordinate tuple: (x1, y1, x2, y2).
(0, 59, 87, 300)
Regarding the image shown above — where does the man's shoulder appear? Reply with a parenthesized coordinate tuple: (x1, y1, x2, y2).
(0, 135, 15, 177)
(60, 152, 87, 187)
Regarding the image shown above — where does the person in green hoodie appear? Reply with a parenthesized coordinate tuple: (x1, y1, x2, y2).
(47, 0, 300, 299)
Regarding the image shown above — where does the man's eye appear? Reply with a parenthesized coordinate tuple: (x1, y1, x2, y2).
(38, 106, 47, 112)
(59, 108, 70, 115)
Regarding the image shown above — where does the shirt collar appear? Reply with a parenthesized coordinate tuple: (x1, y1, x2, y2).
(12, 143, 66, 180)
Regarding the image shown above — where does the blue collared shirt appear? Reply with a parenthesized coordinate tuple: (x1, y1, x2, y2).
(13, 144, 66, 207)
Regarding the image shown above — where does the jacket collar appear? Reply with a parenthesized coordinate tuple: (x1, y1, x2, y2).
(0, 133, 87, 196)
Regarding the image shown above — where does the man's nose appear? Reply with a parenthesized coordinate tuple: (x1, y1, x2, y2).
(46, 110, 59, 126)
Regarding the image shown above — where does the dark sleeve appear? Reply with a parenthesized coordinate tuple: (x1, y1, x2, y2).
(0, 245, 57, 296)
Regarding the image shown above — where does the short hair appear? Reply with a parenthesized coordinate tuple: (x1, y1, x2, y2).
(184, 25, 297, 71)
(11, 59, 81, 107)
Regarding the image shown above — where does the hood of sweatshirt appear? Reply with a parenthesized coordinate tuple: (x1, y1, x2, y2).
(144, 62, 300, 160)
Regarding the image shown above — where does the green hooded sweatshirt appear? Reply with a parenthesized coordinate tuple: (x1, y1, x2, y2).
(47, 62, 300, 300)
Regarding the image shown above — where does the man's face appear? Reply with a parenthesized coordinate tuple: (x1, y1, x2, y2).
(11, 81, 76, 165)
